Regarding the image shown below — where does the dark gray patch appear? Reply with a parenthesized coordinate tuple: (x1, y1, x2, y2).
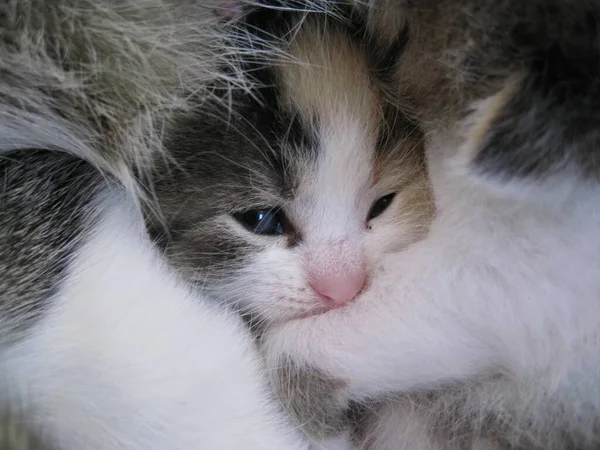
(148, 64, 318, 282)
(369, 23, 409, 83)
(394, 0, 600, 182)
(473, 34, 600, 182)
(0, 412, 49, 450)
(0, 150, 102, 340)
(148, 10, 350, 285)
(149, 217, 253, 282)
(462, 1, 600, 182)
(342, 4, 410, 84)
(273, 356, 350, 439)
(375, 102, 424, 162)
(348, 400, 393, 450)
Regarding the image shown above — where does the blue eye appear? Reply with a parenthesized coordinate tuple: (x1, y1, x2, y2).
(234, 208, 285, 235)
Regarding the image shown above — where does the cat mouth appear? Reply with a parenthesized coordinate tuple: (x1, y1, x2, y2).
(289, 302, 348, 321)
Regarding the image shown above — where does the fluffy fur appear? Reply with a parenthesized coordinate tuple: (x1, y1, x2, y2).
(0, 0, 309, 448)
(143, 5, 433, 447)
(2, 179, 308, 449)
(0, 0, 237, 194)
(261, 1, 600, 449)
(359, 0, 600, 186)
(148, 6, 433, 327)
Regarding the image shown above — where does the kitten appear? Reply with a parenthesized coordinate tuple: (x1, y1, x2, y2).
(0, 0, 307, 448)
(148, 6, 433, 329)
(146, 2, 433, 444)
(259, 1, 600, 449)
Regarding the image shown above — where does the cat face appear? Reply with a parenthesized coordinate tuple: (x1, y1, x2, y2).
(151, 13, 433, 324)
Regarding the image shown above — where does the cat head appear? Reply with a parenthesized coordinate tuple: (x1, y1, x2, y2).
(149, 6, 433, 324)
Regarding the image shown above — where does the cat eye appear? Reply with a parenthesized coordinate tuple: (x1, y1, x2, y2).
(234, 208, 286, 236)
(368, 193, 396, 221)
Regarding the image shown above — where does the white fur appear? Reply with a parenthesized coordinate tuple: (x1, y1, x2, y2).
(201, 18, 430, 325)
(263, 128, 600, 447)
(0, 188, 308, 450)
(210, 88, 426, 324)
(211, 121, 424, 323)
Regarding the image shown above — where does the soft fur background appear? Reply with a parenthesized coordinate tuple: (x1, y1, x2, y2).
(0, 0, 234, 447)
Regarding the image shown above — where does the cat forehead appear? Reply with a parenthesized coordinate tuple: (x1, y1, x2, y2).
(161, 11, 421, 217)
(251, 16, 418, 191)
(274, 19, 382, 136)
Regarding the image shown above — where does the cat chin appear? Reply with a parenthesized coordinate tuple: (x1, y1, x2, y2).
(244, 303, 335, 326)
(286, 305, 347, 322)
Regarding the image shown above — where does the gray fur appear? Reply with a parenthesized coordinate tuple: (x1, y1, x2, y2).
(0, 0, 235, 339)
(147, 5, 425, 302)
(0, 0, 229, 194)
(146, 5, 428, 442)
(0, 0, 247, 447)
(147, 65, 307, 283)
(0, 151, 102, 340)
(275, 358, 350, 440)
(275, 1, 600, 448)
(365, 0, 600, 183)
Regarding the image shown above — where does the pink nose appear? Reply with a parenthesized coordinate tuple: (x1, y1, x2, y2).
(310, 270, 367, 307)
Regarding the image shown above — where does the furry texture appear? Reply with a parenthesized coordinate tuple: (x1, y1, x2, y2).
(359, 0, 600, 186)
(260, 1, 600, 449)
(1, 185, 308, 449)
(148, 5, 433, 327)
(0, 152, 102, 339)
(0, 0, 234, 196)
(265, 126, 600, 450)
(6, 0, 600, 448)
(143, 4, 433, 446)
(0, 0, 311, 448)
(0, 0, 226, 357)
(143, 8, 433, 447)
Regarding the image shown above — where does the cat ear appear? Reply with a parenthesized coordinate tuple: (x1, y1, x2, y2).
(462, 12, 600, 185)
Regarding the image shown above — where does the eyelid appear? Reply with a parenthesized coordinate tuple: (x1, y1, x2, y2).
(367, 193, 396, 221)
(232, 206, 292, 237)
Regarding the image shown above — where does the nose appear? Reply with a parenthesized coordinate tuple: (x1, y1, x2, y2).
(309, 268, 366, 307)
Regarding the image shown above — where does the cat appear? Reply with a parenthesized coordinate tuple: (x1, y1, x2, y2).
(256, 1, 600, 449)
(0, 0, 308, 448)
(143, 2, 434, 447)
(147, 5, 433, 333)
